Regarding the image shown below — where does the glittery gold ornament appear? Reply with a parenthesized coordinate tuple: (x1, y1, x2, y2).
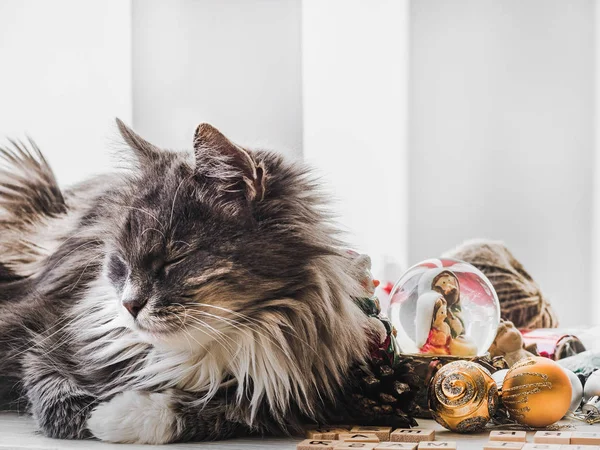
(428, 360, 498, 433)
(502, 356, 572, 427)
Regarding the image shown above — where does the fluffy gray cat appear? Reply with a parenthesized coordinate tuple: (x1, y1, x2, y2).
(0, 121, 377, 443)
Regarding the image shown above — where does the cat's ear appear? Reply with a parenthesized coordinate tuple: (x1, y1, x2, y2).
(193, 123, 265, 202)
(116, 118, 160, 163)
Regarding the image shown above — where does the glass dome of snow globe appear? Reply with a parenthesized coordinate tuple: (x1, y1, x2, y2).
(388, 258, 500, 357)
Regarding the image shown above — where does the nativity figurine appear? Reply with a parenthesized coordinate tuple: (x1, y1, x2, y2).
(489, 319, 535, 367)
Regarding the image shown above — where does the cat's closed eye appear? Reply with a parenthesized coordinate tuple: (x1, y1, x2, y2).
(154, 254, 188, 278)
(107, 254, 128, 284)
(163, 255, 187, 270)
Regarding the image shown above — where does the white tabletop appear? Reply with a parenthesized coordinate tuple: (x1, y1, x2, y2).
(0, 412, 597, 449)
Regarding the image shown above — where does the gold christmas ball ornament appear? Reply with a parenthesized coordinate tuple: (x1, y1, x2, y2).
(502, 357, 572, 427)
(428, 360, 498, 433)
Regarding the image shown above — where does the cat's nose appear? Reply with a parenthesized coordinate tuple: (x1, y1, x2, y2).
(122, 297, 147, 318)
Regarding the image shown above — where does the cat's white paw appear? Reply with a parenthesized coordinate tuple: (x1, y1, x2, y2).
(87, 391, 177, 444)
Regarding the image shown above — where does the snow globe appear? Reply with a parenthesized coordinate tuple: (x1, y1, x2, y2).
(388, 258, 500, 357)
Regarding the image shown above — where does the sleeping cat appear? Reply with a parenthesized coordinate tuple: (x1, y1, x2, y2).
(0, 120, 376, 443)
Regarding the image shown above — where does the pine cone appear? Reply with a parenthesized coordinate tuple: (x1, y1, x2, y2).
(323, 357, 419, 428)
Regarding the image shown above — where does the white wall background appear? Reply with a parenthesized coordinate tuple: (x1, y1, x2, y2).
(303, 0, 410, 279)
(132, 0, 302, 158)
(409, 0, 595, 326)
(0, 0, 132, 186)
(1, 0, 598, 325)
(595, 1, 600, 325)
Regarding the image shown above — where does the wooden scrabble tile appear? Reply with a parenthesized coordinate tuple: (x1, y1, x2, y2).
(351, 426, 393, 441)
(484, 442, 525, 449)
(490, 431, 528, 442)
(333, 444, 377, 449)
(338, 433, 380, 443)
(522, 445, 561, 450)
(334, 442, 377, 450)
(307, 428, 351, 439)
(570, 431, 600, 445)
(533, 432, 572, 445)
(417, 442, 457, 449)
(375, 444, 419, 450)
(390, 429, 435, 443)
(298, 439, 340, 450)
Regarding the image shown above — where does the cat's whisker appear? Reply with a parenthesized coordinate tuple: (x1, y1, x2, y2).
(68, 253, 105, 292)
(171, 303, 190, 328)
(46, 226, 98, 253)
(195, 312, 308, 377)
(184, 323, 235, 360)
(140, 227, 166, 242)
(184, 317, 237, 354)
(180, 325, 194, 353)
(191, 303, 323, 363)
(169, 303, 198, 354)
(183, 316, 239, 356)
(48, 240, 102, 272)
(121, 205, 165, 230)
(69, 396, 104, 427)
(180, 328, 211, 356)
(169, 176, 190, 229)
(147, 241, 162, 255)
(10, 309, 89, 358)
(194, 311, 287, 356)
